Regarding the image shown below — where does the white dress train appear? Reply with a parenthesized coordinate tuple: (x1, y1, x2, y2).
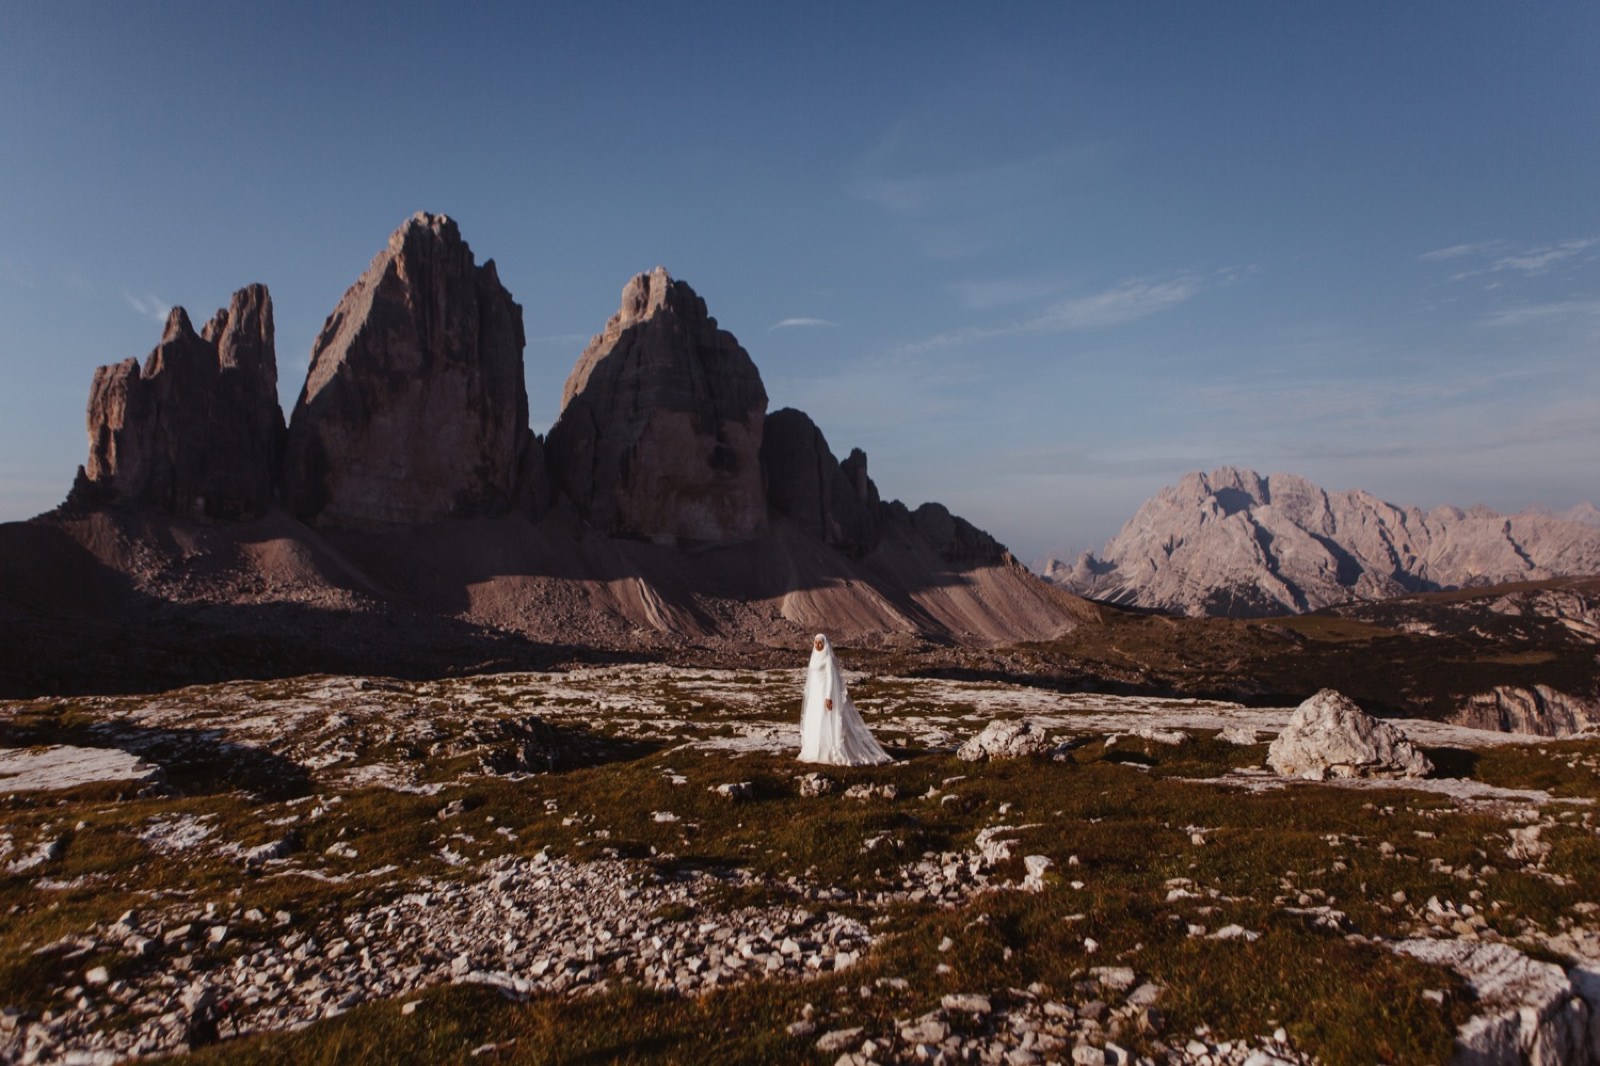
(798, 634, 892, 765)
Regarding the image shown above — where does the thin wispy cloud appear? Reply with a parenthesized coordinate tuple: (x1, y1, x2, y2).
(901, 272, 1212, 354)
(1034, 275, 1205, 331)
(1478, 299, 1600, 329)
(1430, 235, 1600, 282)
(1418, 240, 1502, 262)
(1491, 237, 1600, 274)
(122, 292, 171, 323)
(768, 317, 837, 331)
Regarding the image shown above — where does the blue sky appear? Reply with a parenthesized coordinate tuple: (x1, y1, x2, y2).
(2, 2, 1596, 564)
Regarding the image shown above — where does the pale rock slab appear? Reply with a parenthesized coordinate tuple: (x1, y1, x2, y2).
(0, 745, 163, 794)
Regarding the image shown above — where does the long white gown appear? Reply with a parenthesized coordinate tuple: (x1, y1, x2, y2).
(798, 634, 892, 765)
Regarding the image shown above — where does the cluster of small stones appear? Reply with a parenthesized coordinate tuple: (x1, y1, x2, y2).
(799, 982, 1314, 1066)
(3, 850, 871, 1064)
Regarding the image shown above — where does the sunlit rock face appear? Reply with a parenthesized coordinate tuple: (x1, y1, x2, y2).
(79, 284, 283, 520)
(282, 212, 537, 528)
(545, 266, 768, 543)
(1051, 466, 1600, 617)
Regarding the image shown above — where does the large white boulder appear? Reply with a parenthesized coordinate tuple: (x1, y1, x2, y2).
(957, 718, 1056, 762)
(1266, 689, 1433, 780)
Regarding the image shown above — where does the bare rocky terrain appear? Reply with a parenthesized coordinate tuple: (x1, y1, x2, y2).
(3, 667, 1599, 1064)
(1047, 468, 1600, 618)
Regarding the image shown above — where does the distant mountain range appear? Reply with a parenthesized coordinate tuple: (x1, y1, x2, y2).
(1044, 467, 1600, 617)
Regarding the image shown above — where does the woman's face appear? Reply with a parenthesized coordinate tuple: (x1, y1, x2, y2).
(814, 638, 825, 653)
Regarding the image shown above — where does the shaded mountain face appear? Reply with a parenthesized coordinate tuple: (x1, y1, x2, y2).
(545, 267, 768, 544)
(1047, 467, 1600, 617)
(75, 285, 282, 520)
(282, 213, 538, 528)
(761, 408, 881, 558)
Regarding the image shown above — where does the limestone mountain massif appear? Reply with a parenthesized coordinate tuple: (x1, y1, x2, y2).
(4, 212, 1085, 695)
(1048, 466, 1600, 617)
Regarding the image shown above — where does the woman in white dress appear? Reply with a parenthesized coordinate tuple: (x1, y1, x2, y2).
(798, 634, 893, 765)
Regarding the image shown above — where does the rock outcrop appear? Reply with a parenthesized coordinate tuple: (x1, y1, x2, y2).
(282, 212, 536, 527)
(1048, 467, 1600, 617)
(77, 285, 282, 519)
(545, 267, 767, 543)
(1452, 685, 1599, 738)
(1393, 939, 1594, 1066)
(761, 408, 880, 557)
(1266, 689, 1433, 780)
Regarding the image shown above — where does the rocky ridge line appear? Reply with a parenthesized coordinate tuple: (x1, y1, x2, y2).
(1047, 467, 1600, 617)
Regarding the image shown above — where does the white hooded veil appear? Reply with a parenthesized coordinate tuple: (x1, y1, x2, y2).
(798, 634, 892, 765)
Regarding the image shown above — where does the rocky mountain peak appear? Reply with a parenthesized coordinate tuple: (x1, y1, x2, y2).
(546, 267, 768, 543)
(76, 285, 283, 521)
(761, 408, 880, 558)
(282, 213, 536, 528)
(1050, 467, 1600, 617)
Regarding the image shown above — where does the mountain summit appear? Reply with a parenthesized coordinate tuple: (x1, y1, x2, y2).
(1047, 466, 1600, 616)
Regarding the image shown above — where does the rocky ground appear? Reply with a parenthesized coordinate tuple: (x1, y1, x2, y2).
(2, 667, 1599, 1064)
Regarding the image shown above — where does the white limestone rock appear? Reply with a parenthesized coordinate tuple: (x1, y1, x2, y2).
(1220, 724, 1261, 745)
(957, 718, 1055, 762)
(1395, 938, 1591, 1066)
(0, 745, 163, 794)
(1266, 689, 1433, 780)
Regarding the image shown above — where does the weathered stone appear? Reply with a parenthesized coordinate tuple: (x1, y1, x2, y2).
(1394, 938, 1591, 1066)
(283, 212, 537, 527)
(761, 408, 879, 557)
(815, 1026, 863, 1053)
(1220, 725, 1260, 745)
(1266, 689, 1433, 780)
(958, 719, 1055, 762)
(546, 266, 767, 543)
(78, 285, 283, 519)
(941, 992, 992, 1014)
(796, 773, 836, 798)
